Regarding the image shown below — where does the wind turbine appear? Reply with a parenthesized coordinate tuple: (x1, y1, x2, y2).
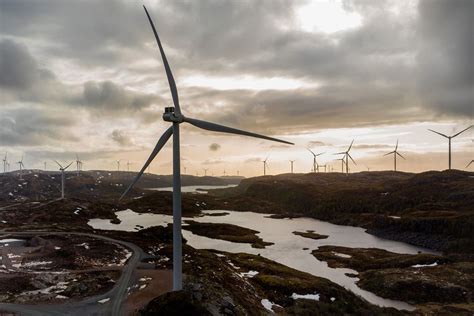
(127, 161, 132, 172)
(54, 160, 73, 199)
(262, 157, 269, 176)
(289, 160, 295, 173)
(384, 139, 405, 171)
(2, 152, 7, 173)
(428, 125, 472, 170)
(75, 155, 83, 176)
(307, 148, 324, 173)
(120, 5, 293, 292)
(466, 160, 474, 169)
(204, 168, 208, 176)
(335, 157, 346, 173)
(334, 140, 356, 174)
(116, 160, 121, 172)
(17, 156, 24, 179)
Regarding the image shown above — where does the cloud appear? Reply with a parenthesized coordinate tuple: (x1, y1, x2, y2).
(109, 129, 133, 146)
(0, 107, 78, 146)
(417, 0, 474, 117)
(208, 143, 221, 151)
(307, 140, 332, 147)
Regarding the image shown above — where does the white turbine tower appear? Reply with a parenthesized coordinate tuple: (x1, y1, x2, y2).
(17, 156, 24, 179)
(262, 157, 269, 176)
(289, 160, 295, 173)
(428, 125, 472, 170)
(116, 160, 121, 172)
(335, 157, 346, 173)
(75, 154, 83, 176)
(204, 168, 208, 176)
(384, 139, 405, 171)
(54, 160, 73, 199)
(334, 140, 356, 174)
(2, 152, 7, 173)
(120, 6, 293, 292)
(307, 148, 324, 173)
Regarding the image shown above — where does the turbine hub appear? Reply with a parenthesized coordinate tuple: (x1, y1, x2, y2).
(163, 107, 184, 123)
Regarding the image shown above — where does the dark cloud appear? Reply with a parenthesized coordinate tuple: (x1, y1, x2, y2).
(417, 0, 474, 117)
(208, 143, 221, 151)
(0, 107, 78, 146)
(109, 129, 133, 146)
(307, 140, 332, 147)
(0, 39, 39, 89)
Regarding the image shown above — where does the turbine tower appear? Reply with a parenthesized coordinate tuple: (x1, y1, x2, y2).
(204, 168, 208, 176)
(120, 5, 293, 292)
(127, 161, 132, 172)
(75, 155, 83, 176)
(335, 158, 346, 173)
(307, 148, 324, 173)
(116, 160, 121, 172)
(2, 152, 7, 173)
(54, 160, 72, 199)
(17, 156, 24, 179)
(262, 157, 269, 176)
(428, 125, 472, 170)
(289, 160, 295, 173)
(334, 140, 356, 174)
(384, 139, 405, 171)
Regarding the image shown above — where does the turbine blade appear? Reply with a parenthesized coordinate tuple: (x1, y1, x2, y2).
(348, 153, 357, 165)
(143, 6, 181, 116)
(395, 139, 398, 151)
(428, 129, 449, 138)
(54, 160, 63, 168)
(333, 152, 346, 155)
(64, 162, 73, 170)
(452, 125, 473, 138)
(384, 151, 395, 156)
(307, 148, 316, 156)
(184, 117, 293, 145)
(316, 152, 325, 156)
(466, 160, 473, 168)
(120, 127, 173, 200)
(397, 152, 406, 160)
(347, 139, 354, 152)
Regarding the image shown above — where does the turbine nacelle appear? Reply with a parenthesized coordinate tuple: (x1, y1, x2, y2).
(163, 107, 184, 123)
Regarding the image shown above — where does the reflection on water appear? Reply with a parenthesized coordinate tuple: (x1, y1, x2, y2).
(89, 209, 438, 310)
(148, 184, 238, 193)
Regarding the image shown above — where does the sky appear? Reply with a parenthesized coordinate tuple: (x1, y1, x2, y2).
(0, 0, 473, 176)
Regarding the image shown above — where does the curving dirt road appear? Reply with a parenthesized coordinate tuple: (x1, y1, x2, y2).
(0, 231, 147, 316)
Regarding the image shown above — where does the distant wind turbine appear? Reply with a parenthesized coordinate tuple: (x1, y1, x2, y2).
(428, 125, 472, 170)
(262, 157, 269, 176)
(54, 160, 72, 199)
(335, 157, 346, 173)
(44, 161, 47, 171)
(334, 140, 356, 174)
(2, 152, 7, 173)
(289, 160, 295, 173)
(307, 148, 324, 173)
(116, 160, 121, 172)
(120, 5, 293, 292)
(384, 139, 406, 171)
(127, 161, 132, 172)
(17, 156, 24, 179)
(466, 160, 474, 169)
(75, 155, 83, 176)
(204, 168, 208, 176)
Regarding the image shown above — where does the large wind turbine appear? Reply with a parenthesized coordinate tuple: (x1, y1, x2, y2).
(289, 160, 295, 173)
(428, 125, 472, 170)
(384, 139, 406, 171)
(120, 6, 293, 292)
(54, 160, 72, 199)
(2, 152, 7, 173)
(17, 156, 24, 179)
(334, 140, 356, 174)
(307, 148, 324, 173)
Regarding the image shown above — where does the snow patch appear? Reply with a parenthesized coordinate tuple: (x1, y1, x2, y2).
(333, 252, 352, 258)
(412, 262, 438, 268)
(98, 298, 110, 304)
(291, 293, 320, 301)
(239, 270, 259, 278)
